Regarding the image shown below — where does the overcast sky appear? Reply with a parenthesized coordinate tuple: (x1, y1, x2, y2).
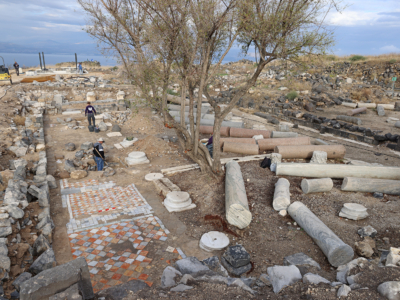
(0, 0, 399, 57)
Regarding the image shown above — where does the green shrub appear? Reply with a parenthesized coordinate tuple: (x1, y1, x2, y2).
(389, 59, 397, 64)
(111, 66, 118, 71)
(325, 55, 337, 61)
(286, 91, 298, 100)
(167, 88, 179, 96)
(349, 55, 366, 62)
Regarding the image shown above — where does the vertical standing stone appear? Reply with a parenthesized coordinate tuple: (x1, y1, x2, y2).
(225, 161, 252, 229)
(288, 201, 354, 267)
(270, 153, 282, 172)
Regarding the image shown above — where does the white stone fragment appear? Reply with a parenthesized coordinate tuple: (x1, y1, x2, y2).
(339, 203, 368, 220)
(199, 231, 229, 252)
(386, 247, 400, 267)
(310, 151, 327, 164)
(145, 173, 164, 182)
(273, 178, 290, 211)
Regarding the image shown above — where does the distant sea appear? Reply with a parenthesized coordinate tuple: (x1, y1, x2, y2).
(0, 53, 117, 69)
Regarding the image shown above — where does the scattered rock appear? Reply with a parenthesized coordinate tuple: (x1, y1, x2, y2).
(65, 143, 76, 151)
(161, 266, 182, 288)
(12, 272, 32, 291)
(355, 239, 374, 258)
(310, 151, 327, 164)
(174, 257, 211, 277)
(29, 248, 57, 275)
(75, 150, 84, 159)
(267, 265, 302, 294)
(58, 171, 70, 179)
(358, 225, 377, 238)
(98, 122, 108, 132)
(377, 281, 400, 300)
(170, 284, 193, 292)
(33, 235, 51, 256)
(64, 160, 76, 172)
(202, 256, 228, 277)
(337, 284, 351, 297)
(302, 273, 330, 285)
(103, 167, 115, 177)
(283, 252, 321, 270)
(386, 247, 400, 267)
(80, 142, 93, 150)
(70, 170, 88, 180)
(111, 124, 121, 132)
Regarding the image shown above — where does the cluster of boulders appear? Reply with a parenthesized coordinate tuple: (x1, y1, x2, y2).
(59, 141, 115, 179)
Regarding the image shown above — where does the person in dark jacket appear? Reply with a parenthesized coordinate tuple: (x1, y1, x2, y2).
(13, 62, 20, 76)
(85, 102, 97, 127)
(206, 134, 213, 158)
(93, 137, 105, 171)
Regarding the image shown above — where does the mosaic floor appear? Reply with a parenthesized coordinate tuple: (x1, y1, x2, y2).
(64, 179, 185, 293)
(68, 184, 151, 218)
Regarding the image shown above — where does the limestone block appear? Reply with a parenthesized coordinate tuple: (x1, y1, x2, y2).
(339, 203, 368, 220)
(386, 247, 400, 267)
(310, 151, 327, 164)
(70, 170, 88, 180)
(267, 265, 302, 294)
(301, 178, 333, 194)
(145, 173, 164, 181)
(20, 257, 94, 300)
(377, 106, 385, 116)
(86, 92, 96, 102)
(377, 281, 400, 300)
(225, 161, 252, 229)
(273, 178, 290, 211)
(288, 202, 354, 267)
(117, 91, 125, 100)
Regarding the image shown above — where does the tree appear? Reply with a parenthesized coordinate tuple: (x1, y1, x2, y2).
(79, 0, 342, 176)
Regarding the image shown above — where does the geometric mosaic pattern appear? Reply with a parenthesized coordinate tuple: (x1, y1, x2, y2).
(69, 216, 171, 293)
(68, 184, 152, 218)
(61, 179, 109, 189)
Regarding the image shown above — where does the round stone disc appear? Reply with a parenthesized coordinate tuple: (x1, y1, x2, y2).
(166, 191, 190, 203)
(128, 151, 146, 159)
(199, 231, 229, 252)
(145, 173, 164, 181)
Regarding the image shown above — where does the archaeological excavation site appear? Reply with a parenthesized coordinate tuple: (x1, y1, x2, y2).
(0, 56, 399, 300)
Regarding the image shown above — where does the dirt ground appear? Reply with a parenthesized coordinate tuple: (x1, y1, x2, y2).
(42, 101, 400, 299)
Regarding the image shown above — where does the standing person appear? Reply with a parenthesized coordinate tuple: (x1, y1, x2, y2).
(13, 61, 20, 76)
(85, 102, 97, 127)
(78, 62, 83, 75)
(93, 138, 105, 171)
(206, 134, 213, 158)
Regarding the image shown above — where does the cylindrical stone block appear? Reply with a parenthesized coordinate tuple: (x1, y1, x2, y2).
(274, 145, 346, 159)
(341, 102, 357, 108)
(288, 201, 354, 267)
(395, 121, 400, 128)
(258, 137, 310, 152)
(200, 119, 243, 128)
(220, 138, 256, 148)
(225, 161, 252, 229)
(346, 107, 367, 116)
(273, 178, 290, 211)
(341, 177, 400, 195)
(377, 104, 395, 110)
(301, 178, 333, 194)
(223, 142, 259, 155)
(276, 163, 400, 180)
(271, 131, 298, 138)
(230, 128, 271, 138)
(336, 115, 362, 125)
(357, 102, 376, 108)
(199, 125, 230, 137)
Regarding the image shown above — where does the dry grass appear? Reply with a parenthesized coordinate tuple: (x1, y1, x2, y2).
(13, 116, 26, 126)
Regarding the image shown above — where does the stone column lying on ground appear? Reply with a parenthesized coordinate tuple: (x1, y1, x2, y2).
(341, 177, 400, 195)
(229, 128, 271, 138)
(258, 137, 310, 152)
(223, 142, 259, 155)
(336, 115, 362, 125)
(225, 161, 252, 229)
(273, 178, 290, 211)
(220, 138, 256, 148)
(271, 131, 298, 138)
(341, 102, 357, 108)
(301, 178, 333, 194)
(346, 107, 367, 116)
(357, 102, 376, 108)
(274, 145, 345, 159)
(288, 201, 354, 267)
(199, 125, 230, 136)
(270, 153, 282, 172)
(378, 104, 395, 110)
(276, 163, 400, 180)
